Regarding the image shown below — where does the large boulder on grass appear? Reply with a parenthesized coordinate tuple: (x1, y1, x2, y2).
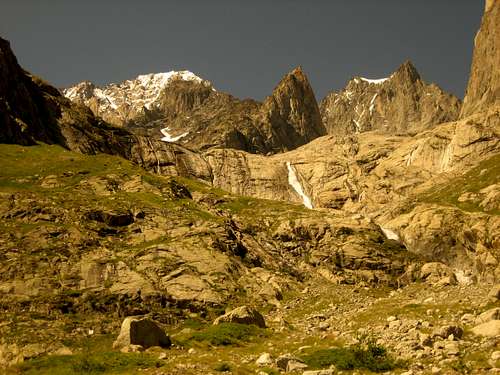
(471, 320, 500, 337)
(112, 316, 171, 349)
(213, 306, 266, 328)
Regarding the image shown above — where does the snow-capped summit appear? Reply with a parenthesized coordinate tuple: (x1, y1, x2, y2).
(63, 70, 214, 126)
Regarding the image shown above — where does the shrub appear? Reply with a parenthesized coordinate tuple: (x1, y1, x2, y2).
(17, 352, 159, 374)
(301, 341, 405, 373)
(187, 322, 267, 346)
(214, 362, 231, 372)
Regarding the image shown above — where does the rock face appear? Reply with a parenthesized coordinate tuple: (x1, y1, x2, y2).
(384, 203, 500, 282)
(260, 67, 326, 151)
(320, 61, 461, 136)
(460, 1, 500, 117)
(65, 67, 325, 154)
(0, 37, 66, 146)
(112, 316, 171, 349)
(206, 105, 499, 211)
(213, 306, 266, 328)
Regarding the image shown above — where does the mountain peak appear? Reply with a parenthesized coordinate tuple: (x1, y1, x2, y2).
(268, 66, 317, 107)
(262, 67, 325, 150)
(63, 70, 213, 126)
(393, 60, 421, 83)
(277, 66, 310, 89)
(289, 65, 305, 76)
(320, 59, 460, 136)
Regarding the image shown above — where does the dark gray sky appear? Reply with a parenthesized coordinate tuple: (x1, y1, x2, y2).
(0, 0, 483, 101)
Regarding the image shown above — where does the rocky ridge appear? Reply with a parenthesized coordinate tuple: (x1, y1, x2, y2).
(63, 71, 214, 127)
(65, 66, 326, 154)
(320, 61, 461, 136)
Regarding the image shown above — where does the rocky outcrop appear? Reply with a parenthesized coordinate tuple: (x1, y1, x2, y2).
(471, 320, 500, 337)
(460, 1, 500, 117)
(206, 103, 499, 211)
(0, 37, 66, 146)
(384, 203, 500, 282)
(320, 61, 461, 136)
(0, 151, 412, 318)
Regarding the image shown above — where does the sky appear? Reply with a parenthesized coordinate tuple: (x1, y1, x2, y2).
(0, 0, 484, 101)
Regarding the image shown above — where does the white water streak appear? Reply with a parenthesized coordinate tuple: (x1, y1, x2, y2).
(286, 162, 313, 209)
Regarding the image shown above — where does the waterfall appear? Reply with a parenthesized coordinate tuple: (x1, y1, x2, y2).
(286, 162, 313, 209)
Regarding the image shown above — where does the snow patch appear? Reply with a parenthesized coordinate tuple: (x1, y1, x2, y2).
(380, 227, 400, 241)
(369, 93, 378, 114)
(94, 88, 118, 110)
(360, 77, 389, 85)
(160, 128, 189, 143)
(405, 146, 420, 167)
(286, 162, 313, 209)
(344, 90, 354, 100)
(353, 119, 361, 132)
(64, 86, 79, 99)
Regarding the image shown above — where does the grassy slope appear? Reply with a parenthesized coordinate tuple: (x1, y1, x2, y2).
(0, 143, 325, 374)
(418, 152, 500, 215)
(0, 143, 313, 232)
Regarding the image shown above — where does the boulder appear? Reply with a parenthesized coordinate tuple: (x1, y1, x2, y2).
(276, 353, 294, 370)
(112, 316, 171, 349)
(444, 341, 460, 356)
(287, 359, 308, 372)
(303, 370, 335, 375)
(471, 320, 500, 337)
(476, 307, 500, 324)
(256, 352, 273, 366)
(213, 306, 266, 328)
(432, 325, 463, 340)
(276, 353, 304, 370)
(490, 351, 500, 368)
(420, 262, 457, 286)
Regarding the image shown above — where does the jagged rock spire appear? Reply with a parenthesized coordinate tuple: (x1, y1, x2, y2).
(392, 60, 421, 84)
(262, 66, 326, 151)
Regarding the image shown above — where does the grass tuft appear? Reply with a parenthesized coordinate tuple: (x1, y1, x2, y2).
(16, 351, 159, 374)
